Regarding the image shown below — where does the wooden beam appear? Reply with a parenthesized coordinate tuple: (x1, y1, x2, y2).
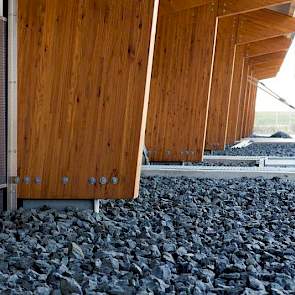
(161, 0, 293, 16)
(255, 71, 277, 79)
(247, 82, 258, 136)
(18, 0, 159, 200)
(159, 0, 213, 16)
(146, 3, 218, 162)
(237, 9, 295, 44)
(218, 0, 293, 17)
(226, 45, 246, 144)
(206, 16, 238, 150)
(248, 51, 287, 65)
(236, 62, 249, 140)
(253, 65, 281, 77)
(246, 36, 292, 57)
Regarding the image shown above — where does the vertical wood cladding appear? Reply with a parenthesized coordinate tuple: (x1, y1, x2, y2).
(236, 63, 249, 140)
(146, 2, 217, 162)
(226, 45, 245, 145)
(206, 16, 238, 150)
(18, 0, 158, 199)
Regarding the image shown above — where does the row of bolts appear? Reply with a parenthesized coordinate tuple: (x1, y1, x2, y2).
(13, 176, 119, 185)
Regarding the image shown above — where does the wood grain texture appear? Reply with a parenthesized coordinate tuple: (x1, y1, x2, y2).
(248, 51, 287, 65)
(18, 0, 159, 200)
(159, 0, 213, 15)
(226, 45, 246, 144)
(251, 59, 284, 77)
(237, 64, 250, 140)
(218, 0, 292, 17)
(242, 79, 252, 138)
(205, 16, 238, 150)
(236, 63, 249, 140)
(247, 83, 258, 136)
(237, 9, 295, 45)
(246, 36, 291, 57)
(255, 69, 279, 79)
(146, 3, 218, 162)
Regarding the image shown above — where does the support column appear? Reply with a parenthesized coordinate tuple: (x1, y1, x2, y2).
(18, 0, 159, 201)
(146, 2, 218, 162)
(206, 15, 238, 150)
(226, 44, 246, 144)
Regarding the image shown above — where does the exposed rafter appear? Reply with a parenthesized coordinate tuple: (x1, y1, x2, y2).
(245, 35, 292, 57)
(248, 51, 287, 65)
(159, 0, 294, 17)
(218, 0, 293, 17)
(237, 9, 295, 44)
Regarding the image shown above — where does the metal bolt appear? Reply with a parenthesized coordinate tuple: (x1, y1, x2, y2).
(88, 177, 96, 185)
(111, 177, 119, 185)
(24, 176, 30, 184)
(14, 176, 20, 184)
(35, 176, 42, 184)
(62, 176, 69, 185)
(99, 177, 108, 185)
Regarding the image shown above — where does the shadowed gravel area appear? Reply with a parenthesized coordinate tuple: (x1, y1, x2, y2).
(1, 177, 295, 294)
(210, 143, 295, 157)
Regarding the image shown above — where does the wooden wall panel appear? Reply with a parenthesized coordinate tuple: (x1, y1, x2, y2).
(226, 45, 246, 144)
(18, 0, 159, 200)
(205, 16, 238, 150)
(146, 3, 217, 162)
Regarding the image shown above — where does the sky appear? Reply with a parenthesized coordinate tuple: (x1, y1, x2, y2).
(256, 38, 295, 112)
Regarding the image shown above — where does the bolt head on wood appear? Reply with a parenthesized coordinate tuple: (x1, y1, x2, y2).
(35, 177, 42, 184)
(99, 177, 108, 185)
(88, 177, 96, 185)
(111, 177, 119, 185)
(24, 176, 31, 184)
(62, 176, 69, 185)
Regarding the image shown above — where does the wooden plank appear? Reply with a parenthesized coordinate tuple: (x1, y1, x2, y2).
(206, 16, 238, 150)
(159, 0, 214, 16)
(219, 0, 292, 17)
(246, 36, 291, 57)
(146, 4, 218, 162)
(248, 51, 287, 65)
(255, 69, 279, 79)
(247, 82, 258, 136)
(226, 45, 246, 144)
(237, 9, 295, 45)
(239, 65, 251, 138)
(251, 60, 284, 77)
(18, 0, 159, 200)
(236, 62, 249, 140)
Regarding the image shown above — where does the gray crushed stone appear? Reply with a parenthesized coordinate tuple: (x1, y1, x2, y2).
(0, 176, 295, 294)
(209, 143, 295, 157)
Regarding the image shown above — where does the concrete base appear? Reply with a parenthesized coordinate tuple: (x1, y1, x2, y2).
(21, 199, 100, 213)
(142, 165, 295, 180)
(249, 138, 295, 144)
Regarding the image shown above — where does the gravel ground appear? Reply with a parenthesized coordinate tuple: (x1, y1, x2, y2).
(211, 143, 295, 157)
(1, 176, 295, 294)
